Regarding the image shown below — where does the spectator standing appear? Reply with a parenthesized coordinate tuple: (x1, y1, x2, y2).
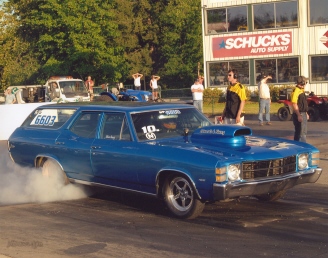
(85, 76, 95, 100)
(291, 76, 309, 142)
(198, 75, 204, 85)
(258, 74, 272, 125)
(4, 87, 17, 104)
(191, 78, 204, 112)
(132, 73, 143, 90)
(222, 69, 247, 125)
(150, 75, 160, 101)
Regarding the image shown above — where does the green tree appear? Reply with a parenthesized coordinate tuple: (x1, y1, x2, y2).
(0, 1, 40, 89)
(0, 0, 204, 89)
(3, 0, 125, 85)
(155, 0, 203, 89)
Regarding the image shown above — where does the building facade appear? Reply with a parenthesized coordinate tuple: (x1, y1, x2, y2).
(201, 0, 328, 95)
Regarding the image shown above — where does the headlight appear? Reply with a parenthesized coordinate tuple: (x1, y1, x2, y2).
(298, 153, 309, 170)
(216, 164, 241, 182)
(227, 164, 241, 181)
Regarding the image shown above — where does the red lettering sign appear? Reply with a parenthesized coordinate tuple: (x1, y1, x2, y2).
(212, 32, 293, 58)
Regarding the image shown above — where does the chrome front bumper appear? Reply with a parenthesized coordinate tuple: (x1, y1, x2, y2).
(213, 168, 322, 200)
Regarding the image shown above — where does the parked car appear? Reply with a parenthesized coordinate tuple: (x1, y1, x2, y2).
(277, 89, 328, 121)
(96, 87, 152, 102)
(8, 103, 322, 219)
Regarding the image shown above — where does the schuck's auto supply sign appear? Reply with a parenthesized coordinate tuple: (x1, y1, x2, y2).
(212, 31, 293, 58)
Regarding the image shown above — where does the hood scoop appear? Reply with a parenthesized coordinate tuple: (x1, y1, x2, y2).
(190, 125, 252, 147)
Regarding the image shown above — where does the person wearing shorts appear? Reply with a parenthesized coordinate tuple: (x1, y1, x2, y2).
(150, 75, 160, 101)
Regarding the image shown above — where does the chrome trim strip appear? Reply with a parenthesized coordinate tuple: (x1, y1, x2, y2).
(70, 178, 158, 197)
(233, 168, 322, 186)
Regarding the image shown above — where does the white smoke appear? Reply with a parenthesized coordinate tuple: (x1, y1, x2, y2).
(0, 150, 88, 206)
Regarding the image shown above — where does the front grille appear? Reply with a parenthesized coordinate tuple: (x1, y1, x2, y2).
(242, 155, 296, 180)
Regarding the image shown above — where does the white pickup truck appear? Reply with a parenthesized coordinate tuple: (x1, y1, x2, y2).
(0, 76, 90, 140)
(1, 76, 90, 104)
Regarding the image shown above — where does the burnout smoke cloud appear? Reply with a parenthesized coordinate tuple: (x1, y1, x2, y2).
(0, 151, 88, 206)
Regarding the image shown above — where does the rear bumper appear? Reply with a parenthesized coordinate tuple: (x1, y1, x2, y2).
(213, 167, 322, 200)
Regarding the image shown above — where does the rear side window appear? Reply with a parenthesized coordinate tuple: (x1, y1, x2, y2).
(70, 112, 101, 138)
(100, 112, 131, 141)
(22, 108, 76, 129)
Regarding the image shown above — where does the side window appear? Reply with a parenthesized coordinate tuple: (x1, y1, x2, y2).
(101, 113, 131, 141)
(70, 112, 101, 138)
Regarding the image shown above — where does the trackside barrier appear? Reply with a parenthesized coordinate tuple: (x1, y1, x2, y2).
(0, 102, 56, 140)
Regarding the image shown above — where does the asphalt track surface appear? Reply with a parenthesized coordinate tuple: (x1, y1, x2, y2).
(0, 117, 327, 258)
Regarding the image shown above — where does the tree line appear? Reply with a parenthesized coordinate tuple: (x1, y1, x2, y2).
(0, 0, 203, 91)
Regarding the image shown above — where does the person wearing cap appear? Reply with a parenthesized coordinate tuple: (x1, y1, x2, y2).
(191, 78, 204, 112)
(4, 88, 17, 104)
(258, 73, 272, 126)
(291, 76, 309, 142)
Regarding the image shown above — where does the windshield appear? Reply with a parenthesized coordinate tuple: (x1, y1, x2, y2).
(59, 81, 88, 95)
(131, 107, 212, 141)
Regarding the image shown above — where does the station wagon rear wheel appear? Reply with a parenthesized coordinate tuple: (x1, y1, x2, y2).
(163, 176, 205, 219)
(42, 159, 69, 185)
(255, 190, 286, 202)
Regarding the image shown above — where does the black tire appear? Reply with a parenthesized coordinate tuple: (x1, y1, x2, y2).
(98, 95, 114, 102)
(163, 176, 205, 219)
(255, 190, 286, 202)
(277, 106, 292, 121)
(307, 106, 320, 122)
(42, 159, 70, 185)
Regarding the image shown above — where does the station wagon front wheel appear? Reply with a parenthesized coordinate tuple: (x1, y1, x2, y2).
(42, 159, 70, 185)
(163, 176, 205, 219)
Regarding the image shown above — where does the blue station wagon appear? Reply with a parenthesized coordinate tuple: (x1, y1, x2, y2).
(8, 102, 322, 219)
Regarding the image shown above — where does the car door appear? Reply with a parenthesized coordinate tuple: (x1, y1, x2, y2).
(55, 111, 101, 181)
(91, 112, 140, 190)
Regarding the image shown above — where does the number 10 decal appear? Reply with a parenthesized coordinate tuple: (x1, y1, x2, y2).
(141, 125, 158, 133)
(141, 125, 158, 140)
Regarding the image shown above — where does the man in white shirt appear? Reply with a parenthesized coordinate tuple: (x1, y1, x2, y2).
(4, 88, 17, 104)
(191, 78, 204, 112)
(258, 73, 272, 125)
(132, 72, 143, 90)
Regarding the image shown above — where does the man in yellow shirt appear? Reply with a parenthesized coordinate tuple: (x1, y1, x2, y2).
(222, 69, 247, 126)
(291, 76, 309, 142)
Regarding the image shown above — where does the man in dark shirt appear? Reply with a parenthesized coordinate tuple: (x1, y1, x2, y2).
(222, 69, 247, 126)
(291, 76, 309, 142)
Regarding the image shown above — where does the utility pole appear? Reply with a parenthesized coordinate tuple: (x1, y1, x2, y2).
(198, 62, 200, 77)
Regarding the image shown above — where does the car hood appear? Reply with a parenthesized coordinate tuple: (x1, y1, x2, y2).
(153, 125, 316, 162)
